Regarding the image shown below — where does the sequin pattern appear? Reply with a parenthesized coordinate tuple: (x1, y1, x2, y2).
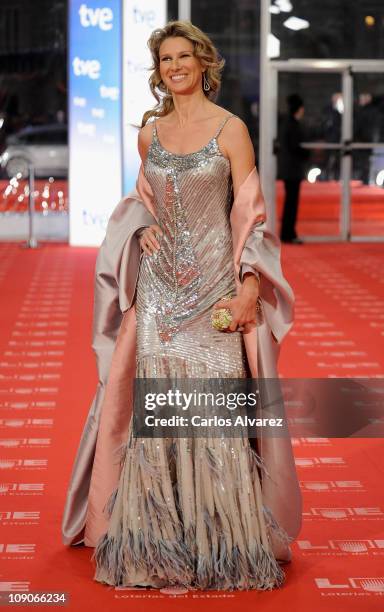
(136, 114, 246, 373)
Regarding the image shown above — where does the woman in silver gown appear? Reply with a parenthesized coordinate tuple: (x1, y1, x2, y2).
(62, 20, 302, 591)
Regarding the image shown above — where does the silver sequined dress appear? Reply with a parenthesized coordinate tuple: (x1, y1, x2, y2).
(93, 114, 287, 590)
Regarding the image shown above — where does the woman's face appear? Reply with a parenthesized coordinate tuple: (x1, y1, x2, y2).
(158, 36, 205, 96)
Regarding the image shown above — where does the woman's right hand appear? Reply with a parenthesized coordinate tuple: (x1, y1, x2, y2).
(139, 224, 163, 256)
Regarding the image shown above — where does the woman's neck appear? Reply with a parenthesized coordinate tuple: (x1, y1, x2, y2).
(171, 91, 211, 127)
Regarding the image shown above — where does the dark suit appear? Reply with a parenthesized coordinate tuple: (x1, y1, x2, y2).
(278, 116, 309, 241)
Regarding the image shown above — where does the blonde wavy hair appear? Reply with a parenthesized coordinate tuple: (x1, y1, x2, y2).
(141, 20, 225, 127)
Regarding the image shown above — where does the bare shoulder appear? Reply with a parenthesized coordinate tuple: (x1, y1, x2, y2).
(137, 121, 153, 162)
(219, 114, 252, 160)
(225, 115, 250, 139)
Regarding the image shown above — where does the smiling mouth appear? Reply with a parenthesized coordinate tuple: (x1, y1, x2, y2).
(170, 74, 188, 81)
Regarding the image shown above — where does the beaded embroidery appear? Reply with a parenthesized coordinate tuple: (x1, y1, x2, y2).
(143, 114, 235, 344)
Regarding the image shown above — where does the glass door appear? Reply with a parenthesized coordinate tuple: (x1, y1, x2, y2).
(275, 69, 345, 241)
(265, 61, 384, 242)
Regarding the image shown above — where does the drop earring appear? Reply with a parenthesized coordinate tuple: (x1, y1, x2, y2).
(203, 72, 211, 92)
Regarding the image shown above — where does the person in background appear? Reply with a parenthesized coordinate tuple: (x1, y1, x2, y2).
(322, 92, 343, 181)
(279, 94, 309, 244)
(354, 93, 378, 185)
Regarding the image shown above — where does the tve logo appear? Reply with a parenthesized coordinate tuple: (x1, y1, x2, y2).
(82, 209, 108, 231)
(132, 6, 156, 29)
(100, 85, 119, 101)
(79, 3, 113, 30)
(72, 57, 101, 80)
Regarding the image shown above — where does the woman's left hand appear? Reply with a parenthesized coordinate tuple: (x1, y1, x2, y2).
(213, 273, 260, 332)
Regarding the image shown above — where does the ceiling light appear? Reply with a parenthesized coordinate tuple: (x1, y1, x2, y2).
(283, 16, 310, 31)
(276, 0, 293, 12)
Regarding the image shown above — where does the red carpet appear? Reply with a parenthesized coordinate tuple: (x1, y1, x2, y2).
(276, 180, 384, 236)
(0, 242, 383, 611)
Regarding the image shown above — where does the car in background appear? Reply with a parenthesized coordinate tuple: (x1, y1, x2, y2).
(0, 124, 68, 179)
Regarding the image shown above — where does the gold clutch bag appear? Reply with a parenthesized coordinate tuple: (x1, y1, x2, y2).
(211, 294, 263, 331)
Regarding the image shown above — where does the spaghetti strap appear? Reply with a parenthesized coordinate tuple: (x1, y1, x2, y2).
(213, 113, 236, 139)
